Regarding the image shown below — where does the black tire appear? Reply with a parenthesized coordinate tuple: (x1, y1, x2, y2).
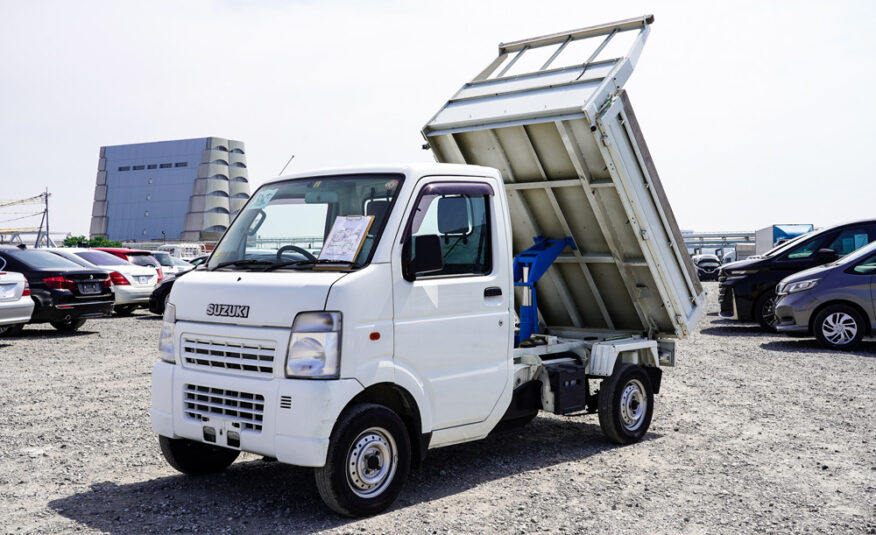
(114, 304, 137, 315)
(50, 318, 86, 332)
(598, 364, 654, 445)
(158, 435, 240, 475)
(754, 291, 779, 332)
(314, 403, 411, 517)
(0, 323, 24, 337)
(813, 304, 866, 351)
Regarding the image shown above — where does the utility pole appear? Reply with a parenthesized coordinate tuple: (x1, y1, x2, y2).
(44, 188, 49, 248)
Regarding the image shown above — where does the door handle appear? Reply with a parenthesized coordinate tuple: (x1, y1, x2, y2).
(484, 287, 502, 297)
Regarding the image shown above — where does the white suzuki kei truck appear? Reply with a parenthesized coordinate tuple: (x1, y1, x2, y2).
(151, 16, 705, 517)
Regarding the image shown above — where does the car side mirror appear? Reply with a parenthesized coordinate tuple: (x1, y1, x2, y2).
(816, 248, 839, 262)
(403, 235, 444, 281)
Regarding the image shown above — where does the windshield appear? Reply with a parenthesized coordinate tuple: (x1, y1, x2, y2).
(129, 255, 160, 268)
(75, 250, 130, 266)
(152, 252, 175, 267)
(5, 249, 86, 270)
(208, 174, 403, 271)
(763, 231, 814, 258)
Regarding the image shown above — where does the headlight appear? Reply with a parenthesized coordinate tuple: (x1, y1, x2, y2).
(158, 302, 176, 363)
(286, 311, 341, 379)
(783, 279, 820, 294)
(725, 270, 756, 280)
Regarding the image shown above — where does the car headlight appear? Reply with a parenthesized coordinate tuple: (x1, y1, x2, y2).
(286, 311, 341, 379)
(725, 269, 756, 280)
(783, 279, 820, 294)
(158, 302, 176, 363)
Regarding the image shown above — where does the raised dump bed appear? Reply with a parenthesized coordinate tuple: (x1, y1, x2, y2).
(423, 15, 705, 340)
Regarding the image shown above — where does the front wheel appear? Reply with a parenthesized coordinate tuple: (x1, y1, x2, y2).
(755, 291, 779, 332)
(159, 436, 240, 475)
(813, 304, 865, 351)
(598, 364, 654, 444)
(314, 403, 411, 517)
(50, 318, 86, 332)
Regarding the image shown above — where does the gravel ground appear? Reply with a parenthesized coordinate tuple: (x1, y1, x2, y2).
(1, 282, 874, 534)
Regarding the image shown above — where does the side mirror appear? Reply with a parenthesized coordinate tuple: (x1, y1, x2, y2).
(403, 235, 444, 281)
(816, 248, 839, 262)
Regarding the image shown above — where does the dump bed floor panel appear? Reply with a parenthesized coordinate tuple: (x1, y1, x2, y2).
(423, 17, 705, 338)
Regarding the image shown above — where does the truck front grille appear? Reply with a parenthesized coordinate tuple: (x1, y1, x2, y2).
(181, 335, 275, 378)
(183, 384, 265, 432)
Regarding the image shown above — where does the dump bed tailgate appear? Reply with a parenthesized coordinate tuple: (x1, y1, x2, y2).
(423, 16, 705, 338)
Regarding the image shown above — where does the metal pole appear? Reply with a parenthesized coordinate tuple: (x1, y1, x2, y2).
(278, 154, 295, 176)
(44, 188, 49, 247)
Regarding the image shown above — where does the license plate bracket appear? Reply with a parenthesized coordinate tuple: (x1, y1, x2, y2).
(78, 282, 101, 295)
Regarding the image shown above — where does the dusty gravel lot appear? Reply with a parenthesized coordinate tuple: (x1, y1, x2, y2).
(1, 282, 874, 534)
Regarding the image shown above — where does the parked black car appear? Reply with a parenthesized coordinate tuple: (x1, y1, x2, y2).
(692, 254, 722, 281)
(148, 273, 177, 315)
(718, 219, 876, 331)
(0, 246, 114, 332)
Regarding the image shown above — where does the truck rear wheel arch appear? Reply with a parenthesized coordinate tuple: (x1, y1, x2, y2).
(345, 383, 430, 468)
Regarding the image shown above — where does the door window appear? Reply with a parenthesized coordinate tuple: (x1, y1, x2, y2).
(784, 238, 822, 259)
(405, 184, 492, 278)
(826, 226, 876, 257)
(852, 252, 876, 275)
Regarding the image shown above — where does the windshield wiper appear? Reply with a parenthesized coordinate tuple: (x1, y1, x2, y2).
(210, 259, 275, 271)
(261, 259, 350, 272)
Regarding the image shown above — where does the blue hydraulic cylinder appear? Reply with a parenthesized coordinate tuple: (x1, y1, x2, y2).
(513, 236, 576, 346)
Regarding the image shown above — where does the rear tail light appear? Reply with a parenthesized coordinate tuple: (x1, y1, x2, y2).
(103, 277, 112, 288)
(109, 271, 130, 286)
(22, 280, 30, 297)
(157, 268, 164, 282)
(43, 276, 76, 290)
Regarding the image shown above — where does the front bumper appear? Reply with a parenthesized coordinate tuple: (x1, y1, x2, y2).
(151, 361, 364, 467)
(774, 292, 818, 334)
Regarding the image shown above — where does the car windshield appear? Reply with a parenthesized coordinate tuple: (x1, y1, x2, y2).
(75, 250, 130, 266)
(151, 252, 175, 267)
(763, 232, 814, 257)
(5, 249, 85, 270)
(208, 174, 404, 271)
(170, 257, 192, 267)
(129, 255, 160, 268)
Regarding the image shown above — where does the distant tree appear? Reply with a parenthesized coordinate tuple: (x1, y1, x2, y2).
(62, 235, 122, 248)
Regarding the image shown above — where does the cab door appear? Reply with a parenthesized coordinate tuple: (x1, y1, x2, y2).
(392, 178, 512, 430)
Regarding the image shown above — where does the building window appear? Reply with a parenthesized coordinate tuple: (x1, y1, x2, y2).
(118, 166, 131, 171)
(147, 164, 157, 169)
(232, 162, 247, 168)
(231, 176, 248, 183)
(160, 163, 172, 169)
(144, 211, 150, 217)
(175, 162, 188, 168)
(231, 148, 245, 154)
(133, 165, 145, 170)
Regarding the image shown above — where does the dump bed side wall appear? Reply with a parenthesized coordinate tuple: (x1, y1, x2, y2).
(426, 92, 704, 338)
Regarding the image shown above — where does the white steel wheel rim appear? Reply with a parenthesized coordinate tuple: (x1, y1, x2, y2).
(620, 379, 647, 431)
(346, 426, 397, 498)
(822, 312, 857, 345)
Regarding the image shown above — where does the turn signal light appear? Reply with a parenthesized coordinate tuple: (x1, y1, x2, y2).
(42, 276, 75, 290)
(109, 271, 130, 286)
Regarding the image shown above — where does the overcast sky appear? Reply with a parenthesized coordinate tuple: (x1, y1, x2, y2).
(1, 0, 874, 237)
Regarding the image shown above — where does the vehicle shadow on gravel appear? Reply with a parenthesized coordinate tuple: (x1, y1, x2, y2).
(699, 324, 766, 337)
(760, 339, 876, 357)
(13, 329, 99, 339)
(136, 316, 162, 321)
(48, 417, 654, 533)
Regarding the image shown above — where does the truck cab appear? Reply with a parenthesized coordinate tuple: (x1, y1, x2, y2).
(152, 16, 705, 517)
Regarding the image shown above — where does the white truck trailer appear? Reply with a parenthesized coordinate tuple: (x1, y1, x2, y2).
(151, 15, 705, 517)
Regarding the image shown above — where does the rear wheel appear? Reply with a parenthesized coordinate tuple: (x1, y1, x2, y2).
(114, 304, 137, 315)
(598, 364, 654, 445)
(813, 304, 865, 351)
(0, 323, 24, 337)
(158, 435, 240, 475)
(50, 318, 86, 332)
(314, 403, 411, 517)
(755, 291, 779, 332)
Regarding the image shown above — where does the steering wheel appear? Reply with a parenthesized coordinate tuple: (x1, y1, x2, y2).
(276, 245, 317, 262)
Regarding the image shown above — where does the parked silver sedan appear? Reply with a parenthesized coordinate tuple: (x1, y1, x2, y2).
(0, 264, 35, 336)
(775, 241, 876, 350)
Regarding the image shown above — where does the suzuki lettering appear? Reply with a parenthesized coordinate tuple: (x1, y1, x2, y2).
(205, 303, 250, 318)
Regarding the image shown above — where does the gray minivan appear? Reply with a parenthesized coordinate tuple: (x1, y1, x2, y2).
(774, 241, 876, 350)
